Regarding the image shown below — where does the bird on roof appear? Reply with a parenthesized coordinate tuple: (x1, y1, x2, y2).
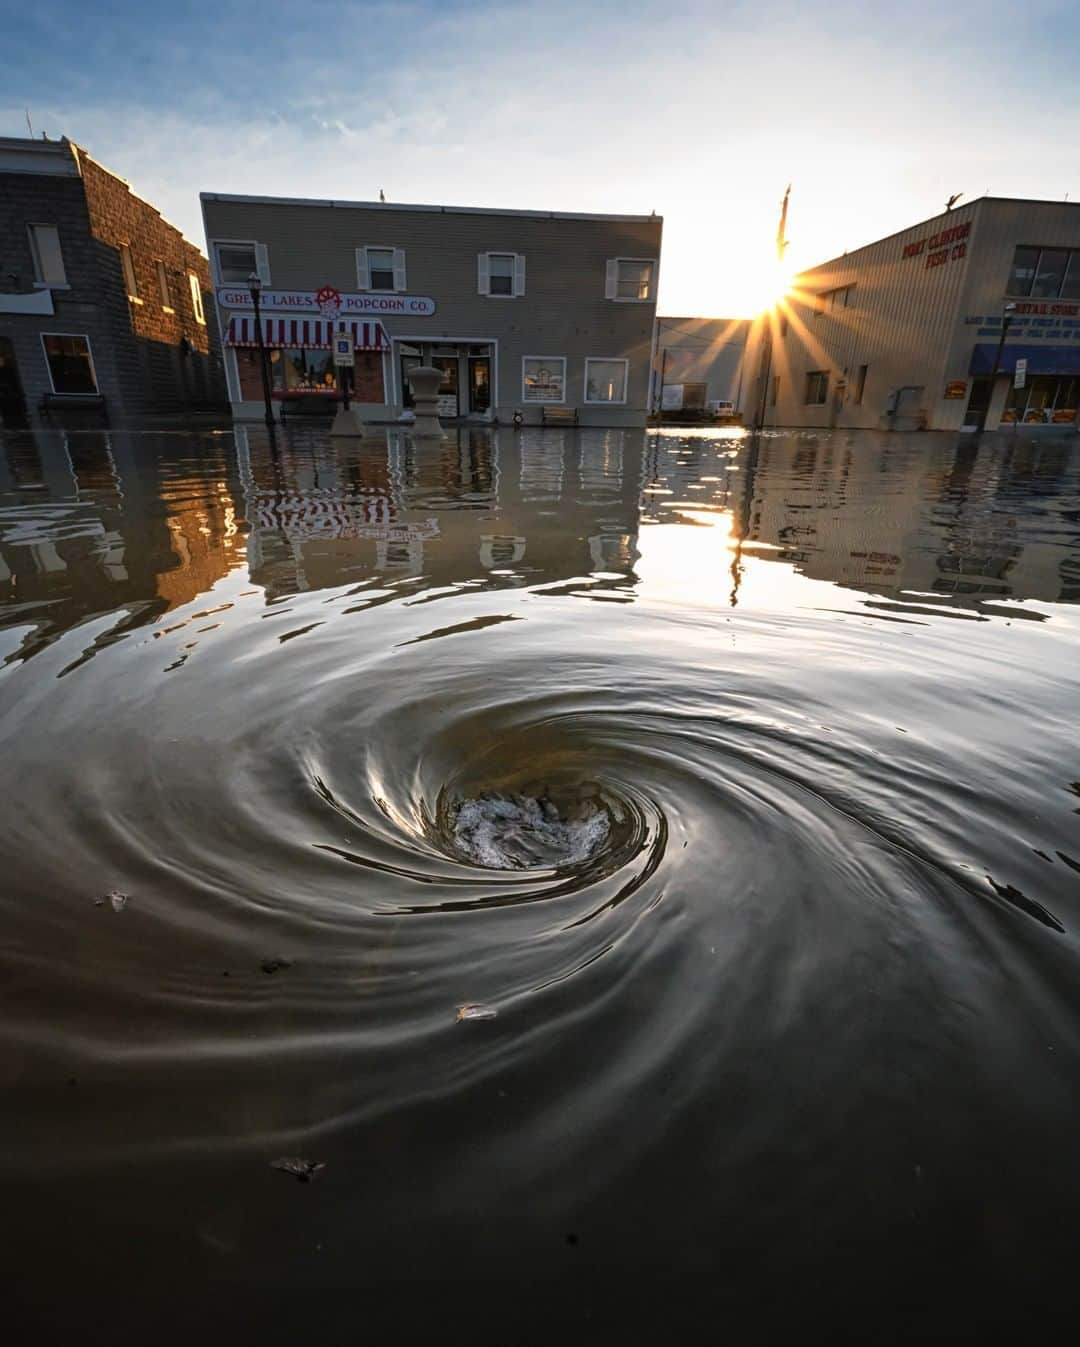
(945, 192, 963, 212)
(379, 189, 386, 203)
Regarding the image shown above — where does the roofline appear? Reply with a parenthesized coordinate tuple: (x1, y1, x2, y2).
(796, 194, 1080, 279)
(199, 191, 661, 225)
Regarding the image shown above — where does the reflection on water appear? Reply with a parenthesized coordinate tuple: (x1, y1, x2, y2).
(2, 423, 1080, 1341)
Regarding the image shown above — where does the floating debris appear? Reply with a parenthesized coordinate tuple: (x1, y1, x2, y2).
(94, 890, 128, 913)
(270, 1157, 325, 1183)
(457, 1003, 498, 1022)
(261, 958, 293, 974)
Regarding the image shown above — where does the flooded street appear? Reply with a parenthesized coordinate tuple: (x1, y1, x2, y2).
(2, 424, 1079, 1342)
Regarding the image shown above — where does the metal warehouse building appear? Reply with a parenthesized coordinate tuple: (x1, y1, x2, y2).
(751, 197, 1080, 433)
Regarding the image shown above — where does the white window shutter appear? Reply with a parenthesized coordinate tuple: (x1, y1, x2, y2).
(514, 253, 526, 297)
(255, 242, 271, 285)
(605, 259, 618, 299)
(392, 248, 407, 292)
(477, 252, 490, 295)
(356, 246, 370, 290)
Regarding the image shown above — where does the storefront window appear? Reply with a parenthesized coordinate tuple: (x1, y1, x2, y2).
(523, 357, 566, 402)
(281, 348, 338, 393)
(1001, 375, 1077, 425)
(585, 358, 628, 403)
(41, 334, 98, 394)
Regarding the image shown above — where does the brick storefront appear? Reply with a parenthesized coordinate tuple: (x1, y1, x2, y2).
(0, 136, 226, 424)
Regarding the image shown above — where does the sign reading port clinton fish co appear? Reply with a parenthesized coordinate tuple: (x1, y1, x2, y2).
(217, 286, 437, 316)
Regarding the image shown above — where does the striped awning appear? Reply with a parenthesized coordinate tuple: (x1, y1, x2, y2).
(225, 316, 389, 350)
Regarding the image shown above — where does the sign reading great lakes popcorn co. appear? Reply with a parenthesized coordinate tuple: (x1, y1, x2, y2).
(218, 287, 436, 316)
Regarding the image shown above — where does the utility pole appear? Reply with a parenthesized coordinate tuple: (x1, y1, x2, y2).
(753, 185, 791, 433)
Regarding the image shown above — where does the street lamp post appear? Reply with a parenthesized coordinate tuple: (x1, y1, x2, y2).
(248, 272, 275, 427)
(974, 301, 1017, 435)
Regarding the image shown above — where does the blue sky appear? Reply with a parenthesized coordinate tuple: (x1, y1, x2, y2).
(2, 0, 1077, 314)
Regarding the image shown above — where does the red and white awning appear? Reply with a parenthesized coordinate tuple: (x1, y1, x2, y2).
(225, 316, 389, 350)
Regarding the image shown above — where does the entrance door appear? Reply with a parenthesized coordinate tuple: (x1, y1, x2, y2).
(469, 356, 491, 414)
(962, 377, 991, 429)
(0, 338, 28, 427)
(431, 356, 459, 417)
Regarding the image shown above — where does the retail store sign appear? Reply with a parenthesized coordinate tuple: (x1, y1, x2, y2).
(218, 287, 436, 316)
(944, 380, 967, 399)
(1014, 358, 1027, 389)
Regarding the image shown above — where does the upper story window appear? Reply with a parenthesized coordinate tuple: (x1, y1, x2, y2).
(189, 274, 206, 325)
(156, 260, 173, 310)
(28, 224, 67, 287)
(804, 370, 829, 405)
(1007, 245, 1080, 300)
(357, 246, 406, 292)
(606, 258, 656, 302)
(120, 244, 140, 300)
(212, 240, 270, 285)
(478, 252, 525, 297)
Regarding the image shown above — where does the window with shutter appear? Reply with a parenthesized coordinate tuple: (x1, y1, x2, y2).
(486, 253, 514, 297)
(367, 247, 395, 290)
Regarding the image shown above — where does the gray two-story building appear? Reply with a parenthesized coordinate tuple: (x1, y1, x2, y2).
(199, 192, 662, 426)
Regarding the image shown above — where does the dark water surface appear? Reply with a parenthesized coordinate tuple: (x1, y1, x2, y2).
(2, 425, 1079, 1343)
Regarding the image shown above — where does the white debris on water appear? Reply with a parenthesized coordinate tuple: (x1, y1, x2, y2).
(457, 1003, 498, 1022)
(453, 794, 609, 870)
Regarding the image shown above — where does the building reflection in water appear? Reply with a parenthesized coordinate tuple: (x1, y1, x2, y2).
(235, 424, 645, 602)
(3, 425, 1079, 671)
(637, 430, 1080, 613)
(0, 430, 247, 667)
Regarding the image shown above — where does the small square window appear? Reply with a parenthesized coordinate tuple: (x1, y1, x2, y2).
(42, 334, 98, 394)
(585, 358, 628, 404)
(523, 356, 566, 403)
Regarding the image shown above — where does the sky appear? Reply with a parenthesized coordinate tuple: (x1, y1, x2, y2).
(2, 0, 1077, 316)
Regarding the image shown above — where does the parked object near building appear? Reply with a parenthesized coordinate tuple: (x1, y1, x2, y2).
(0, 136, 225, 427)
(749, 197, 1080, 433)
(652, 316, 749, 422)
(199, 192, 662, 426)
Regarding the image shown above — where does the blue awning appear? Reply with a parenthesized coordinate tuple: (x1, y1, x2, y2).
(969, 343, 1080, 376)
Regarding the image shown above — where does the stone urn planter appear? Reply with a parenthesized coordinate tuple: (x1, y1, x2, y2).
(406, 365, 447, 439)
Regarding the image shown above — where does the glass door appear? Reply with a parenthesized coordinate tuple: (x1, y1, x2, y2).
(431, 356, 459, 417)
(469, 357, 491, 413)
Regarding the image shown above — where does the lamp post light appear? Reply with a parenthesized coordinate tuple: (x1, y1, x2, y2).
(974, 301, 1017, 435)
(247, 272, 276, 427)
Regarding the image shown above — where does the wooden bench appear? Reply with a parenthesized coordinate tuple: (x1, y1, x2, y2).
(540, 406, 579, 426)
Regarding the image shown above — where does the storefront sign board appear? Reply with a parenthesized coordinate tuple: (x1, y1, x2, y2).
(944, 380, 967, 399)
(219, 287, 436, 316)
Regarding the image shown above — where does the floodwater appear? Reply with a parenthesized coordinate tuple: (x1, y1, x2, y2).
(2, 424, 1079, 1343)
